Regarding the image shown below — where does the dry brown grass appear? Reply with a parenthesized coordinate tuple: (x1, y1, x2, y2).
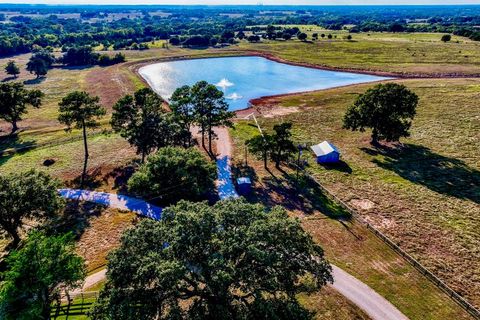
(75, 208, 136, 273)
(232, 77, 480, 313)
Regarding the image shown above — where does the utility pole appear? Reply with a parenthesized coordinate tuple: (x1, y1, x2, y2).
(244, 142, 248, 167)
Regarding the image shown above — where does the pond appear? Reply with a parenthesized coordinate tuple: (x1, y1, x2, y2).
(139, 56, 390, 111)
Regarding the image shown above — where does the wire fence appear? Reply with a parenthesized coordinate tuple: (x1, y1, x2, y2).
(303, 172, 480, 320)
(51, 291, 99, 319)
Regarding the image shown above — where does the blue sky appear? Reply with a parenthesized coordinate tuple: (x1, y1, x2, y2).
(1, 0, 480, 4)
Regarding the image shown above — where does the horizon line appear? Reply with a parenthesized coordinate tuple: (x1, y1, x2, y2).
(1, 2, 480, 6)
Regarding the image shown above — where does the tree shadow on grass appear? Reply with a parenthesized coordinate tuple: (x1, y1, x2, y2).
(23, 77, 46, 85)
(0, 133, 37, 167)
(46, 200, 106, 240)
(104, 163, 136, 193)
(235, 164, 351, 219)
(362, 143, 480, 204)
(65, 168, 104, 190)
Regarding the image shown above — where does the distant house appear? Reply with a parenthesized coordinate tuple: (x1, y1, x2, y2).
(311, 141, 340, 164)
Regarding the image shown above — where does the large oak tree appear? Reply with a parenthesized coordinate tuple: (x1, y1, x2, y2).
(0, 232, 85, 320)
(0, 82, 43, 133)
(92, 199, 332, 320)
(0, 170, 64, 247)
(343, 83, 419, 144)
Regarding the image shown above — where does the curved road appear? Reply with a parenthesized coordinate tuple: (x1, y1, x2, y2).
(60, 127, 408, 320)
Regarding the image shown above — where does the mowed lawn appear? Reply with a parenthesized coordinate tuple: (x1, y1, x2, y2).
(237, 31, 480, 76)
(231, 77, 480, 310)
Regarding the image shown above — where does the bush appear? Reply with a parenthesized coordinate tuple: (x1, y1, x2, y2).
(128, 147, 217, 204)
(441, 34, 452, 42)
(98, 52, 125, 66)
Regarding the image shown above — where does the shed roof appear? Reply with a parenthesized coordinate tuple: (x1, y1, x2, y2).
(311, 141, 340, 157)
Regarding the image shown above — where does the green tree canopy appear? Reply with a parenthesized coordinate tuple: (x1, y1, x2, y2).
(297, 32, 308, 41)
(26, 49, 55, 78)
(247, 133, 272, 169)
(0, 82, 43, 133)
(4, 60, 20, 78)
(190, 81, 234, 155)
(0, 170, 64, 247)
(0, 231, 85, 320)
(247, 122, 296, 169)
(343, 83, 419, 144)
(169, 85, 196, 147)
(441, 34, 452, 42)
(128, 146, 216, 205)
(112, 88, 185, 163)
(270, 122, 296, 168)
(58, 91, 106, 188)
(92, 199, 332, 320)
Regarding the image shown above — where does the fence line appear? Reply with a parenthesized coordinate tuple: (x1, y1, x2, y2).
(302, 172, 480, 319)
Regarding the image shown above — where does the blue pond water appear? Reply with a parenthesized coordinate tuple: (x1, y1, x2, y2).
(139, 56, 389, 111)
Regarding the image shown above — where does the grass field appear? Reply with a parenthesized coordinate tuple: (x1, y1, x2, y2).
(237, 30, 480, 76)
(1, 30, 479, 319)
(230, 122, 474, 320)
(231, 77, 480, 310)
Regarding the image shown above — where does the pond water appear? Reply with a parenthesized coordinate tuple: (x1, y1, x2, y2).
(139, 56, 390, 111)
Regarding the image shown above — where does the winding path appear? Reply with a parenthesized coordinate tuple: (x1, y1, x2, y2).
(59, 128, 408, 320)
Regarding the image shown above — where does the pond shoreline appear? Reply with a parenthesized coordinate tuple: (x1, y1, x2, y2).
(131, 50, 480, 116)
(133, 53, 395, 113)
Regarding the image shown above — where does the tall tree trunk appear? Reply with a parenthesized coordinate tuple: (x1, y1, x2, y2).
(141, 149, 146, 164)
(10, 230, 21, 248)
(208, 126, 213, 156)
(11, 120, 18, 134)
(263, 149, 268, 169)
(371, 128, 379, 146)
(81, 121, 89, 189)
(201, 125, 206, 150)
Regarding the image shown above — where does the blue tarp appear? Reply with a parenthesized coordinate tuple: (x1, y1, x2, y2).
(58, 189, 162, 220)
(216, 156, 239, 200)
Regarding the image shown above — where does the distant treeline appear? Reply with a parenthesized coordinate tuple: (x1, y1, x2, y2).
(0, 5, 480, 57)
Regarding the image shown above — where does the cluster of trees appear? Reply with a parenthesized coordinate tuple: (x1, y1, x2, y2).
(453, 28, 480, 41)
(0, 179, 332, 319)
(61, 46, 126, 66)
(0, 170, 86, 319)
(247, 122, 297, 169)
(3, 46, 126, 80)
(1, 5, 480, 57)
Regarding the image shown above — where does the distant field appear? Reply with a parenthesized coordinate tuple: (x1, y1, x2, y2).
(233, 77, 480, 309)
(237, 30, 480, 76)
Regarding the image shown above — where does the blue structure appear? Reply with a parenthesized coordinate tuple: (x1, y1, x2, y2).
(58, 189, 162, 221)
(237, 177, 252, 196)
(216, 156, 239, 200)
(311, 141, 341, 164)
